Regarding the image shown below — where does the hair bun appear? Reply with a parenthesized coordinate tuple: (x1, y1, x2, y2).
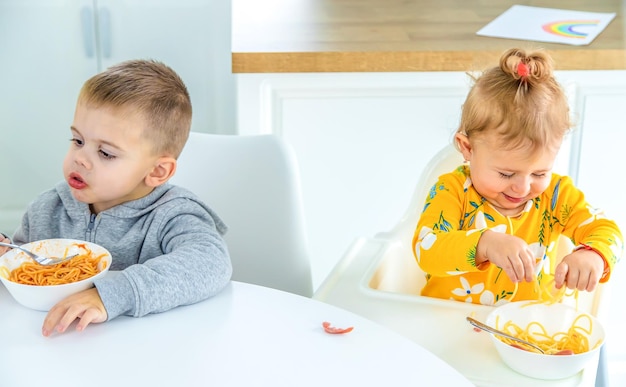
(500, 48, 553, 85)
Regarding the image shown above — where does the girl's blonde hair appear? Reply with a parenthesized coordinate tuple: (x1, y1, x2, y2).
(458, 48, 571, 151)
(78, 59, 192, 158)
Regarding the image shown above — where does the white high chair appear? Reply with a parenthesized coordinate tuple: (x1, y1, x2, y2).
(171, 132, 313, 297)
(315, 143, 464, 300)
(314, 143, 607, 387)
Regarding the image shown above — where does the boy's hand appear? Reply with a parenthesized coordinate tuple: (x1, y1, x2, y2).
(0, 233, 11, 255)
(42, 287, 108, 336)
(476, 230, 536, 283)
(554, 249, 605, 292)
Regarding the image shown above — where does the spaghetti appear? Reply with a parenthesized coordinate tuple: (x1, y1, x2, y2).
(495, 313, 602, 355)
(6, 244, 107, 286)
(535, 277, 575, 305)
(508, 262, 578, 306)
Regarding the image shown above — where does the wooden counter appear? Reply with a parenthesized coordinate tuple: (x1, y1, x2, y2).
(232, 0, 626, 73)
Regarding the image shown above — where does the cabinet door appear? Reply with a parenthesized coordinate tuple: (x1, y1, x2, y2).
(97, 0, 236, 134)
(560, 72, 626, 385)
(576, 93, 625, 228)
(0, 0, 97, 232)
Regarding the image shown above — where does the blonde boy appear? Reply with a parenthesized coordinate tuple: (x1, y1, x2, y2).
(1, 60, 232, 335)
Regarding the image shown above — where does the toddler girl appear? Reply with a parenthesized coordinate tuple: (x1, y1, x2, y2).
(413, 48, 623, 305)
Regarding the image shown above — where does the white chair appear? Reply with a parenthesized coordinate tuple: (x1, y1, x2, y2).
(171, 132, 313, 297)
(326, 143, 464, 297)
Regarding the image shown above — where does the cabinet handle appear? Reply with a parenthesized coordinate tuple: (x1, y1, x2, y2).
(99, 7, 112, 59)
(80, 6, 95, 58)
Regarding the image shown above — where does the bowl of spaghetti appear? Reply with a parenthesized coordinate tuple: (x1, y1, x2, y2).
(485, 300, 605, 380)
(0, 239, 111, 311)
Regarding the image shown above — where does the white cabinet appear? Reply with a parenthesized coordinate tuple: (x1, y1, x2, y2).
(563, 71, 626, 219)
(0, 0, 235, 234)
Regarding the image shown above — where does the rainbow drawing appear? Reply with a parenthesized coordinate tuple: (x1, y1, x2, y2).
(542, 20, 600, 39)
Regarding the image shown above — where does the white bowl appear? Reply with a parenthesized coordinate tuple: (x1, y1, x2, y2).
(0, 239, 111, 311)
(485, 301, 605, 380)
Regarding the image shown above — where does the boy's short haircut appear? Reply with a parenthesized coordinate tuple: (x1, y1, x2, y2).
(78, 59, 192, 158)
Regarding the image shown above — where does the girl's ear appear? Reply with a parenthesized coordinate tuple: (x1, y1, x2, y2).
(145, 157, 177, 187)
(455, 133, 472, 162)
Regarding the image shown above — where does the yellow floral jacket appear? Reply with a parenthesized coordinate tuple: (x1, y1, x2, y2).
(413, 165, 623, 305)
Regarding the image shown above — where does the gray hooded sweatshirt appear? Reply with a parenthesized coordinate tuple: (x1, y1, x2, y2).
(12, 181, 233, 320)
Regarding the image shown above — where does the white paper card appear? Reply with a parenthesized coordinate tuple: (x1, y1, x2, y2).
(476, 5, 615, 46)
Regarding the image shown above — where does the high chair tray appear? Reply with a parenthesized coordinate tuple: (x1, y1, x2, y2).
(313, 234, 600, 387)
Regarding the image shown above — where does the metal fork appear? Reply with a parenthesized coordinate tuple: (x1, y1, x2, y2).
(467, 316, 546, 354)
(0, 241, 78, 266)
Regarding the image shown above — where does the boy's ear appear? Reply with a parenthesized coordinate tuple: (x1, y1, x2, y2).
(455, 133, 472, 162)
(145, 157, 177, 187)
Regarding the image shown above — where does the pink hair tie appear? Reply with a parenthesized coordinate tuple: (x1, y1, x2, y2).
(517, 62, 529, 78)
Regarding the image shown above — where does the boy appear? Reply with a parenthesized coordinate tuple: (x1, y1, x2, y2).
(0, 59, 232, 335)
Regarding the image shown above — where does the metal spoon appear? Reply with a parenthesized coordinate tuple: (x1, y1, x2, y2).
(0, 241, 78, 266)
(466, 316, 546, 354)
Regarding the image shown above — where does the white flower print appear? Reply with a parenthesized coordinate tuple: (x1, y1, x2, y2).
(579, 206, 607, 227)
(417, 226, 434, 242)
(463, 176, 472, 192)
(474, 212, 508, 233)
(415, 226, 436, 263)
(452, 276, 484, 303)
(479, 290, 510, 306)
(475, 211, 487, 229)
(491, 224, 507, 233)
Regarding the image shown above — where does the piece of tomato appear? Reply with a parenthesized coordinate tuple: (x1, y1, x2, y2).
(322, 321, 354, 334)
(554, 349, 575, 356)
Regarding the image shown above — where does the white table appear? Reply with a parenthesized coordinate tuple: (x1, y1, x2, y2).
(0, 281, 473, 387)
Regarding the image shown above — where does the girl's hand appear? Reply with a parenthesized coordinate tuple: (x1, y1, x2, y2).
(554, 249, 605, 292)
(476, 230, 536, 283)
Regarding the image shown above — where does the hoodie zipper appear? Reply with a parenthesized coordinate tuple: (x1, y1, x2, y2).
(86, 213, 97, 242)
